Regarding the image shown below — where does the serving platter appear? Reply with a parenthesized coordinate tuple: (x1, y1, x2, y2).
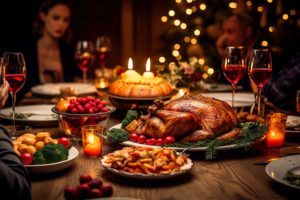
(101, 156, 193, 180)
(25, 147, 79, 175)
(108, 124, 265, 152)
(265, 155, 300, 190)
(0, 105, 57, 127)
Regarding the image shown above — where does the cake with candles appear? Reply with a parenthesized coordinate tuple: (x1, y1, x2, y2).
(109, 58, 173, 98)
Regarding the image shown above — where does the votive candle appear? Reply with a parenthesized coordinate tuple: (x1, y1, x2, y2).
(82, 125, 103, 157)
(265, 113, 287, 148)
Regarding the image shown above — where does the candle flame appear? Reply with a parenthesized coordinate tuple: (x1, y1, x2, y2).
(128, 58, 133, 70)
(146, 58, 151, 72)
(87, 133, 95, 144)
(271, 131, 275, 137)
(179, 89, 185, 97)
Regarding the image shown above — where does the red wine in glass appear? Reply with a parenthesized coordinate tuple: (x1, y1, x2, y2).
(248, 68, 272, 88)
(222, 47, 246, 108)
(75, 40, 94, 83)
(223, 64, 246, 85)
(97, 50, 111, 66)
(2, 52, 26, 138)
(248, 49, 272, 118)
(95, 36, 112, 80)
(5, 74, 26, 93)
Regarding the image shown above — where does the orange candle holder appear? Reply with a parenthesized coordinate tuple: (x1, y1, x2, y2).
(81, 125, 103, 157)
(95, 78, 109, 89)
(265, 113, 287, 147)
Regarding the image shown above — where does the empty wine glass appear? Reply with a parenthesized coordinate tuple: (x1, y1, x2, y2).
(2, 52, 26, 138)
(95, 36, 112, 78)
(75, 40, 94, 83)
(248, 48, 272, 118)
(222, 46, 246, 108)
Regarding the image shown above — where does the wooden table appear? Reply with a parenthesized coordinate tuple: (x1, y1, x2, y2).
(13, 93, 300, 199)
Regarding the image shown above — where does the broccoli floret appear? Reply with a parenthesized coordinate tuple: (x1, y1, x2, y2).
(108, 128, 130, 144)
(32, 150, 46, 164)
(121, 110, 138, 128)
(41, 144, 69, 163)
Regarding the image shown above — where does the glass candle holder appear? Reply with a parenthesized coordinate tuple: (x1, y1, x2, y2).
(95, 78, 109, 89)
(81, 125, 103, 157)
(265, 113, 287, 147)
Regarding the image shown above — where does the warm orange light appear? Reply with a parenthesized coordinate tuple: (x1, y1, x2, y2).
(128, 58, 133, 70)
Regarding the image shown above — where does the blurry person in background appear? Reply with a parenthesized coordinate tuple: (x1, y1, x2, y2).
(23, 0, 80, 96)
(216, 12, 259, 91)
(0, 82, 31, 200)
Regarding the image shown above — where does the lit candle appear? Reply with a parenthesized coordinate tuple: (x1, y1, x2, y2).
(83, 132, 102, 157)
(121, 58, 142, 80)
(95, 78, 109, 89)
(266, 131, 285, 147)
(265, 113, 287, 148)
(142, 58, 155, 79)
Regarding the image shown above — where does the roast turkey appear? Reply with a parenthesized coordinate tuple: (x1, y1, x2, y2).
(135, 94, 242, 142)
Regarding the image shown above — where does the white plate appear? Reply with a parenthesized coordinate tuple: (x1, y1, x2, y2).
(201, 82, 242, 92)
(0, 105, 57, 126)
(109, 124, 264, 152)
(286, 115, 300, 129)
(31, 82, 97, 96)
(201, 92, 255, 107)
(101, 154, 193, 180)
(25, 147, 78, 175)
(265, 155, 300, 190)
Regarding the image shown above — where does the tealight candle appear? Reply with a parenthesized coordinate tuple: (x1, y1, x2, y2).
(265, 113, 287, 148)
(95, 78, 109, 89)
(82, 125, 103, 157)
(142, 58, 154, 79)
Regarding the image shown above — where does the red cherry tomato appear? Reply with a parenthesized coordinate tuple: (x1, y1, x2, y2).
(21, 153, 33, 165)
(129, 133, 139, 142)
(164, 136, 176, 145)
(58, 137, 71, 148)
(155, 138, 164, 146)
(145, 139, 152, 145)
(137, 135, 146, 144)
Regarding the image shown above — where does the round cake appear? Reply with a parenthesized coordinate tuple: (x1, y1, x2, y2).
(109, 77, 173, 98)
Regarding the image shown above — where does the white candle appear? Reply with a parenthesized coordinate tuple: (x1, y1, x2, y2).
(142, 58, 154, 79)
(122, 58, 142, 79)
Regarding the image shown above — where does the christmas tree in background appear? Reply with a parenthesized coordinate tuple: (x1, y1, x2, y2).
(154, 0, 300, 89)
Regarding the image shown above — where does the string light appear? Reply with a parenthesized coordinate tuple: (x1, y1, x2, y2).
(290, 9, 296, 16)
(186, 8, 192, 15)
(174, 19, 181, 26)
(176, 55, 182, 60)
(207, 68, 214, 75)
(191, 6, 197, 12)
(191, 38, 197, 44)
(172, 50, 180, 57)
(175, 0, 182, 3)
(186, 0, 193, 3)
(202, 73, 208, 79)
(168, 10, 175, 17)
(184, 36, 190, 43)
(198, 58, 205, 65)
(161, 16, 168, 23)
(199, 3, 206, 10)
(180, 23, 187, 29)
(261, 40, 268, 46)
(257, 6, 263, 12)
(282, 14, 289, 20)
(229, 2, 237, 9)
(194, 29, 201, 36)
(174, 44, 181, 50)
(246, 1, 252, 7)
(267, 0, 273, 3)
(268, 26, 275, 32)
(159, 57, 166, 63)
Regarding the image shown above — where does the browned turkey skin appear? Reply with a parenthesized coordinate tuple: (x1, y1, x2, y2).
(135, 94, 242, 142)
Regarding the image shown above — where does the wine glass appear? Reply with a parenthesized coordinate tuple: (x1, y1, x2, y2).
(2, 52, 26, 138)
(95, 36, 112, 78)
(75, 40, 94, 83)
(222, 46, 246, 108)
(248, 48, 272, 118)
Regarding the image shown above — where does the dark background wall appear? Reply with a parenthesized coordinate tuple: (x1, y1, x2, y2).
(0, 0, 169, 72)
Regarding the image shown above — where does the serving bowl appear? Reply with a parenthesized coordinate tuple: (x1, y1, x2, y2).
(51, 106, 115, 137)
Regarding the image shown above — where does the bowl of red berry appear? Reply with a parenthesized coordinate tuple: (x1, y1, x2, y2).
(51, 96, 115, 137)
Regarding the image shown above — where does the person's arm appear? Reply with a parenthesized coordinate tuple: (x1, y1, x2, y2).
(263, 59, 300, 109)
(0, 125, 31, 200)
(0, 80, 9, 108)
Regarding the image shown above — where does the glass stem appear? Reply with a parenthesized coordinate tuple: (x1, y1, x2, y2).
(257, 87, 262, 118)
(11, 92, 16, 138)
(231, 83, 235, 108)
(83, 71, 87, 83)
